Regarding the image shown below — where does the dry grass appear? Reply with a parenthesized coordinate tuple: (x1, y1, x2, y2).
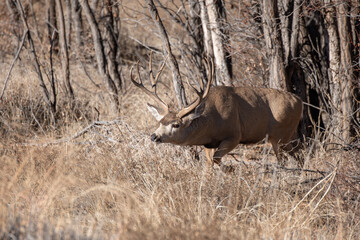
(1, 61, 360, 239)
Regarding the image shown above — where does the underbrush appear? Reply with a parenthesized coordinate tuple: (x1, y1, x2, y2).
(0, 88, 97, 141)
(1, 69, 359, 239)
(1, 112, 360, 239)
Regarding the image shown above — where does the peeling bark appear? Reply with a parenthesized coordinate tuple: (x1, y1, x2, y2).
(206, 0, 231, 86)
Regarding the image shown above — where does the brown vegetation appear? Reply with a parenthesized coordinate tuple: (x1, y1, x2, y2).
(0, 0, 359, 239)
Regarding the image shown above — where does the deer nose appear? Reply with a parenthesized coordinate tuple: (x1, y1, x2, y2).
(151, 133, 160, 142)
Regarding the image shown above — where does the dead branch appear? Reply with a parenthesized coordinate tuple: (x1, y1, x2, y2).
(16, 120, 122, 147)
(0, 30, 28, 100)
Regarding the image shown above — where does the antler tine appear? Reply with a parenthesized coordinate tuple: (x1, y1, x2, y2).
(130, 61, 169, 114)
(202, 57, 213, 99)
(149, 52, 168, 95)
(186, 78, 202, 98)
(154, 55, 168, 85)
(176, 57, 213, 119)
(149, 52, 156, 88)
(198, 76, 204, 92)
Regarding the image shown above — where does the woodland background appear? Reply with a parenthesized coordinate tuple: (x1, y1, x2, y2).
(0, 0, 359, 239)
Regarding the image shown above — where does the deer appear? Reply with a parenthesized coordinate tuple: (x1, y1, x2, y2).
(130, 54, 303, 171)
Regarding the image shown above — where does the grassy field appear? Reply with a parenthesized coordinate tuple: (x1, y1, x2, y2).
(0, 62, 359, 239)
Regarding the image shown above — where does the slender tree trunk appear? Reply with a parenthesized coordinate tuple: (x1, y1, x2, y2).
(56, 0, 74, 100)
(102, 0, 122, 90)
(64, 0, 71, 45)
(206, 0, 231, 86)
(147, 0, 187, 107)
(336, 1, 354, 143)
(278, 0, 290, 62)
(47, 0, 58, 48)
(16, 0, 54, 112)
(289, 0, 301, 60)
(6, 0, 19, 23)
(71, 0, 82, 52)
(199, 0, 213, 59)
(189, 0, 202, 51)
(324, 0, 342, 142)
(80, 0, 119, 107)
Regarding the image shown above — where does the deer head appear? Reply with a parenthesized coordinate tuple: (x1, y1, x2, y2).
(130, 53, 213, 145)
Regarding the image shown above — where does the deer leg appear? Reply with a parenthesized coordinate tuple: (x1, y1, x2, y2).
(212, 139, 238, 172)
(204, 147, 215, 168)
(270, 140, 285, 166)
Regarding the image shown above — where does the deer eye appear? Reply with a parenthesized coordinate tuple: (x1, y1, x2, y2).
(172, 123, 180, 128)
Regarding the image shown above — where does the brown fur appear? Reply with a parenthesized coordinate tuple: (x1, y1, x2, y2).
(149, 86, 303, 168)
(145, 87, 303, 169)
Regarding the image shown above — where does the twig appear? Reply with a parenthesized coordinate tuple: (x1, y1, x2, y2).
(0, 30, 28, 100)
(289, 168, 336, 214)
(128, 36, 162, 53)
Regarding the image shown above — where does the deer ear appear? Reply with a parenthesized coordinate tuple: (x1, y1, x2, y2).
(147, 104, 165, 121)
(188, 101, 205, 121)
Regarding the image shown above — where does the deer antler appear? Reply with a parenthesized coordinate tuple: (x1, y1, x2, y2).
(130, 57, 169, 114)
(177, 58, 213, 119)
(149, 52, 167, 93)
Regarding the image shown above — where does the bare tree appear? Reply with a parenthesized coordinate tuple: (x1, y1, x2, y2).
(147, 0, 187, 107)
(80, 0, 119, 108)
(55, 0, 74, 100)
(102, 0, 122, 90)
(16, 0, 55, 112)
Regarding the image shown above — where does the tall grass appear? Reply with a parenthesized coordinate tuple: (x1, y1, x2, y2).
(1, 64, 359, 239)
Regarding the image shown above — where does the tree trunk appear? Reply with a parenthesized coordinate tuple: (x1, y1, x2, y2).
(6, 0, 19, 23)
(71, 0, 82, 52)
(102, 0, 122, 90)
(199, 0, 213, 59)
(80, 0, 119, 107)
(56, 0, 74, 100)
(189, 0, 202, 50)
(261, 0, 287, 90)
(16, 0, 54, 112)
(64, 0, 71, 45)
(206, 0, 232, 86)
(278, 0, 290, 62)
(47, 0, 58, 48)
(289, 0, 301, 60)
(324, 0, 342, 142)
(336, 1, 354, 143)
(147, 0, 187, 107)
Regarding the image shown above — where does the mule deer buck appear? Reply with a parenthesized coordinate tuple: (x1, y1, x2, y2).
(131, 55, 303, 170)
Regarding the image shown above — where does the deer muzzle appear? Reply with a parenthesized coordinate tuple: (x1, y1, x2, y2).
(151, 133, 161, 143)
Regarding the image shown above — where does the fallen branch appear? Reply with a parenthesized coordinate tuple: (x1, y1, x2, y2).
(16, 120, 122, 147)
